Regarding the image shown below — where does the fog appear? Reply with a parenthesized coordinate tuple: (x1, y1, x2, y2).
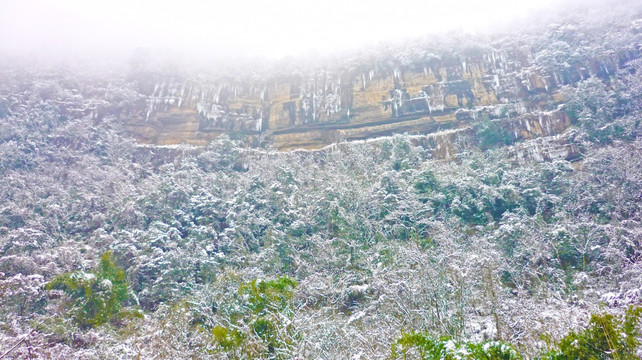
(0, 0, 578, 61)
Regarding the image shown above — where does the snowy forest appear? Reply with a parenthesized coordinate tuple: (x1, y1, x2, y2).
(1, 1, 642, 359)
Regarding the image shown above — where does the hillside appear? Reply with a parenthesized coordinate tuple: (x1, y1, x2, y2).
(1, 2, 642, 359)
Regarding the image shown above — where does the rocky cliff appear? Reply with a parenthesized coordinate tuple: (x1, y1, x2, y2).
(121, 17, 641, 152)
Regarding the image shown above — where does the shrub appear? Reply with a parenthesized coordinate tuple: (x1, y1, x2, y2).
(239, 276, 298, 314)
(211, 325, 244, 351)
(414, 171, 440, 196)
(211, 276, 298, 359)
(540, 306, 642, 360)
(476, 117, 514, 150)
(391, 332, 522, 360)
(46, 251, 131, 328)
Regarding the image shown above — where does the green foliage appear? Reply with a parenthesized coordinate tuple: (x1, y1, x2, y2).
(46, 251, 131, 328)
(392, 137, 413, 171)
(211, 325, 244, 351)
(540, 306, 642, 360)
(391, 332, 522, 360)
(552, 230, 583, 271)
(252, 317, 279, 350)
(476, 117, 514, 150)
(414, 171, 440, 196)
(238, 276, 298, 315)
(211, 276, 298, 359)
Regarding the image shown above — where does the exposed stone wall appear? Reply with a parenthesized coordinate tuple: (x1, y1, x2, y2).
(120, 30, 638, 150)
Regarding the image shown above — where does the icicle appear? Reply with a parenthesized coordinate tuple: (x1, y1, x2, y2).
(216, 86, 222, 104)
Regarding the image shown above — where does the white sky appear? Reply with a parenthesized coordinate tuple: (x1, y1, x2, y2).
(0, 0, 562, 60)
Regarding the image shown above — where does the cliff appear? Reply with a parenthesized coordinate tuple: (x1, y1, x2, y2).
(120, 18, 641, 152)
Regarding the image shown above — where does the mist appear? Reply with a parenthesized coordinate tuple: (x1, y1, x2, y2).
(0, 0, 584, 61)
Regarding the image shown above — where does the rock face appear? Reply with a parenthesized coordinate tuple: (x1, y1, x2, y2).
(121, 51, 508, 148)
(120, 20, 640, 150)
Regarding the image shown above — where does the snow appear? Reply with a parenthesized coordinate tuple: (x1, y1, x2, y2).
(101, 279, 113, 289)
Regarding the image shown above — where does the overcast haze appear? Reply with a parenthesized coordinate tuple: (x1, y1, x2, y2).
(0, 0, 571, 60)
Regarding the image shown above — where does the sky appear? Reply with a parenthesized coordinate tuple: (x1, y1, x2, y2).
(0, 0, 563, 60)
